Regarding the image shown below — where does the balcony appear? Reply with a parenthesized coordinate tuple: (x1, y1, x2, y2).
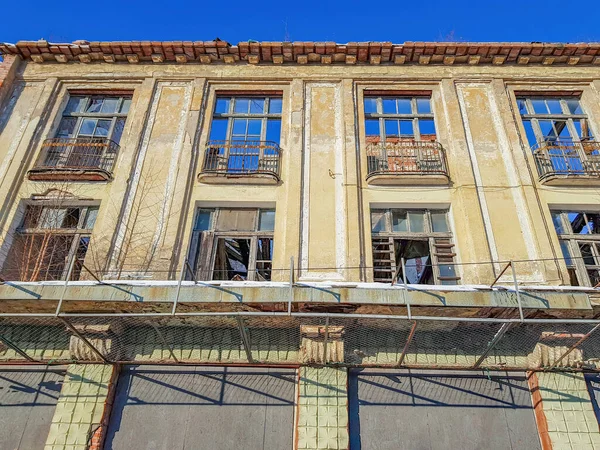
(198, 140, 282, 185)
(533, 140, 600, 186)
(28, 138, 119, 182)
(366, 140, 449, 185)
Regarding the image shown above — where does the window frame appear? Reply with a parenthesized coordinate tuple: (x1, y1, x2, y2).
(517, 96, 593, 145)
(7, 203, 99, 281)
(57, 94, 131, 144)
(552, 210, 600, 286)
(363, 95, 436, 143)
(188, 207, 275, 281)
(370, 208, 459, 285)
(210, 96, 283, 143)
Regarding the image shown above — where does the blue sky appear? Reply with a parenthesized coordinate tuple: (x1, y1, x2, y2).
(1, 0, 600, 44)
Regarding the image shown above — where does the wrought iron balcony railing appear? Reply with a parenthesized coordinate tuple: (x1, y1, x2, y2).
(366, 140, 449, 183)
(200, 140, 282, 182)
(532, 139, 600, 183)
(28, 137, 120, 181)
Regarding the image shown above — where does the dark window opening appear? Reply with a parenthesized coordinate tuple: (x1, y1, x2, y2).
(188, 208, 275, 282)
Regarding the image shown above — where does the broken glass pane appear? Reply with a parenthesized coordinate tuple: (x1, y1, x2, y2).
(256, 238, 273, 261)
(371, 211, 387, 232)
(249, 98, 265, 114)
(86, 98, 103, 113)
(566, 99, 583, 115)
(517, 99, 528, 115)
(392, 210, 408, 232)
(579, 243, 595, 265)
(112, 118, 126, 144)
(64, 96, 86, 114)
(395, 239, 432, 284)
(213, 238, 250, 280)
(94, 120, 111, 137)
(552, 213, 565, 234)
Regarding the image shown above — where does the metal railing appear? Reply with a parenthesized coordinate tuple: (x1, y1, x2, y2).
(366, 140, 448, 179)
(1, 310, 599, 370)
(201, 140, 282, 180)
(532, 139, 600, 180)
(29, 137, 120, 179)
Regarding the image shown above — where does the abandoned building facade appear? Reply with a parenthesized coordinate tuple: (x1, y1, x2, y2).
(1, 41, 600, 450)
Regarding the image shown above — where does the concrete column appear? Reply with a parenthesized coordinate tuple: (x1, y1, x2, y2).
(44, 364, 117, 450)
(296, 367, 349, 450)
(529, 372, 600, 450)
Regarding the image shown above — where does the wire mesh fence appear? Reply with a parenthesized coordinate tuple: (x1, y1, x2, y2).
(1, 312, 600, 371)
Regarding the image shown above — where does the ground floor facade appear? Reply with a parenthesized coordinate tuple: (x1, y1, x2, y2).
(2, 364, 600, 450)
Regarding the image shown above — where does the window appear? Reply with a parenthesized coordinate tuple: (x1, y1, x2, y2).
(39, 94, 131, 175)
(518, 97, 594, 146)
(0, 204, 98, 281)
(210, 96, 282, 144)
(57, 94, 130, 143)
(552, 210, 600, 286)
(371, 208, 459, 285)
(187, 208, 275, 281)
(203, 96, 282, 177)
(364, 95, 436, 145)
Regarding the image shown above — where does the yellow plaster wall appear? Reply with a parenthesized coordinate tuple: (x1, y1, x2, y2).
(0, 61, 599, 283)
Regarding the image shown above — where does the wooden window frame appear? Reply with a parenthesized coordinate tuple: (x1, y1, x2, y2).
(370, 208, 459, 285)
(57, 94, 131, 143)
(363, 95, 436, 143)
(188, 207, 275, 281)
(517, 96, 593, 144)
(9, 203, 98, 281)
(211, 96, 282, 143)
(552, 210, 600, 286)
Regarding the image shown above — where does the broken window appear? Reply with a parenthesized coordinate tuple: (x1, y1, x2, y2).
(187, 207, 275, 281)
(0, 204, 99, 281)
(552, 210, 600, 286)
(517, 96, 599, 177)
(206, 96, 282, 174)
(518, 97, 594, 146)
(44, 94, 131, 170)
(371, 208, 459, 285)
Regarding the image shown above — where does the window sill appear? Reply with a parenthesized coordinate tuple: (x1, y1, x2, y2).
(198, 172, 280, 185)
(366, 173, 450, 186)
(27, 168, 113, 182)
